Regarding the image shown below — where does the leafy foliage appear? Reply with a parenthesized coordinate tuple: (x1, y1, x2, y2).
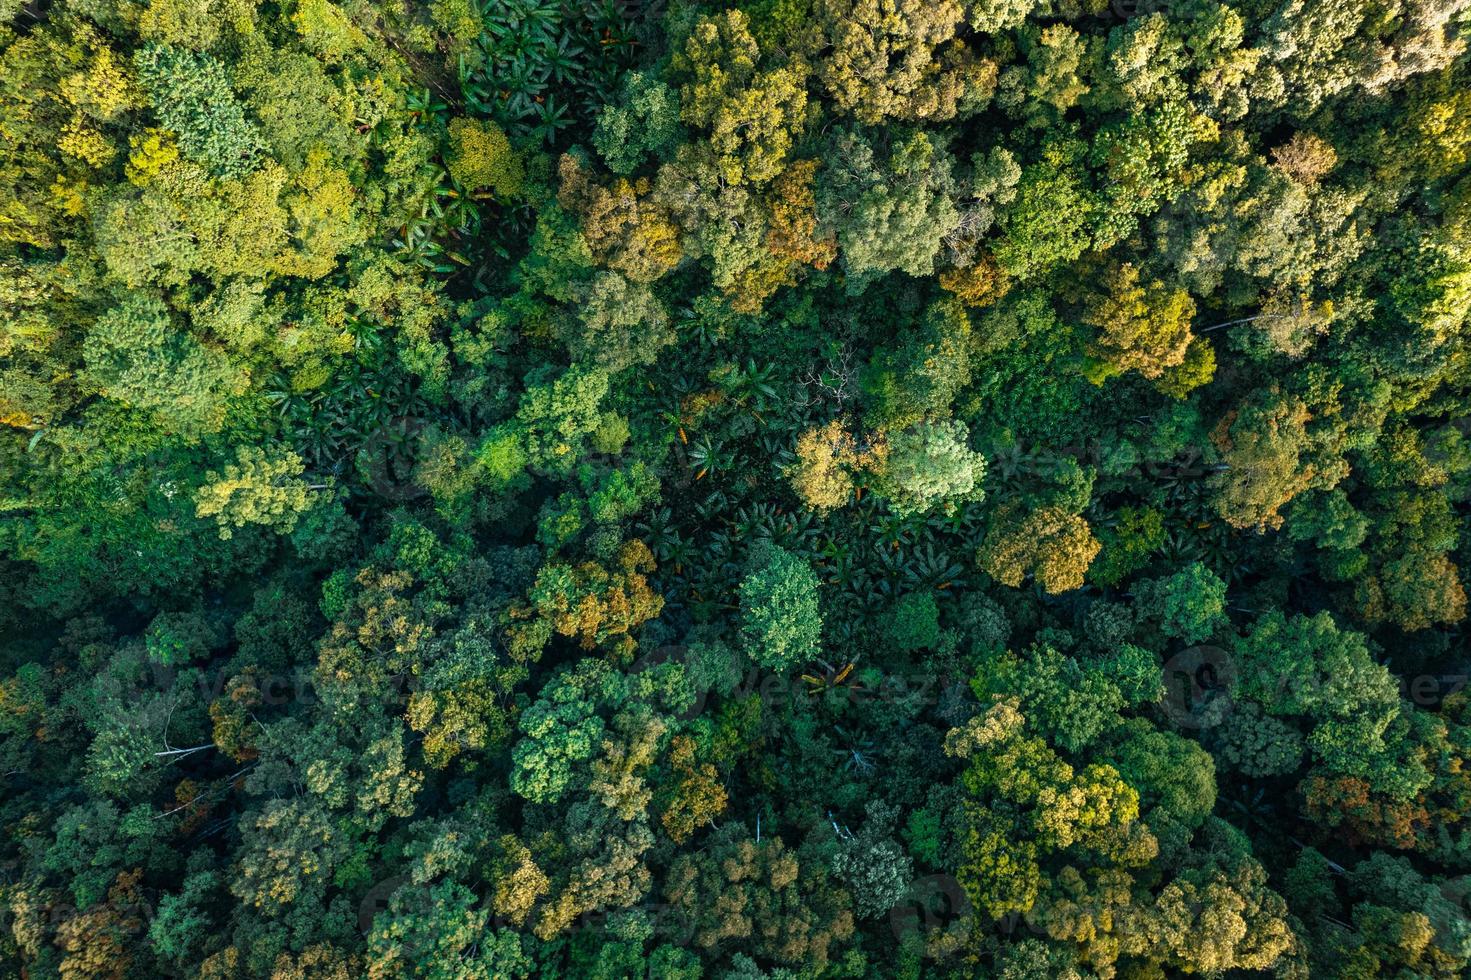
(3, 0, 1471, 976)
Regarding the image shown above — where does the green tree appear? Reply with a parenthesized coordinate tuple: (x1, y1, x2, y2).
(832, 802, 913, 918)
(1210, 386, 1346, 531)
(863, 297, 973, 428)
(819, 130, 961, 289)
(559, 271, 674, 372)
(817, 0, 995, 123)
(996, 24, 1090, 129)
(510, 662, 619, 804)
(1133, 562, 1227, 644)
(366, 880, 536, 979)
(514, 365, 614, 474)
(82, 293, 239, 436)
(134, 44, 265, 178)
(738, 542, 822, 670)
(991, 152, 1096, 281)
(593, 72, 683, 174)
(884, 592, 941, 653)
(664, 827, 856, 969)
(870, 419, 986, 516)
(148, 871, 220, 967)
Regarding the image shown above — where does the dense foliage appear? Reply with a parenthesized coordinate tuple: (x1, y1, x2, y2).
(2, 0, 1471, 976)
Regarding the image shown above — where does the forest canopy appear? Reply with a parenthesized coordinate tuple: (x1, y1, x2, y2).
(2, 0, 1471, 976)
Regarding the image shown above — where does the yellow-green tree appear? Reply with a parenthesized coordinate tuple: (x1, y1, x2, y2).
(195, 446, 325, 539)
(1082, 263, 1197, 383)
(979, 504, 1100, 593)
(677, 9, 810, 187)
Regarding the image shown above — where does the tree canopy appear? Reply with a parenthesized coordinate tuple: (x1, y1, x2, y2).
(2, 0, 1470, 976)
